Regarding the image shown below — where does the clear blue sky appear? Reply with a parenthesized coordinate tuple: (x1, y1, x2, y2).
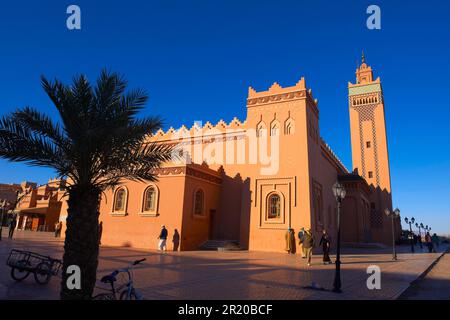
(0, 0, 449, 234)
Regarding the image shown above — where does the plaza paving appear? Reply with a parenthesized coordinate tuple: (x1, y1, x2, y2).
(0, 230, 447, 300)
(399, 247, 450, 300)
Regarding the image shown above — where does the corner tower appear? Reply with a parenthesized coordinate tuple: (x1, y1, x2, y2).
(348, 53, 391, 194)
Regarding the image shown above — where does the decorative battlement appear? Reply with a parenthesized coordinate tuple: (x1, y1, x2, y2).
(248, 78, 306, 98)
(247, 78, 318, 108)
(151, 117, 247, 141)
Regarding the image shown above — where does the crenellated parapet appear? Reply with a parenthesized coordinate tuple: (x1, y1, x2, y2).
(150, 117, 247, 142)
(247, 78, 319, 116)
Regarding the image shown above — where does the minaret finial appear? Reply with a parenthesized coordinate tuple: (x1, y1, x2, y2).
(361, 50, 366, 64)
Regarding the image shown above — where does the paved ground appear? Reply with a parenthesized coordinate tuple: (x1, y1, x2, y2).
(399, 248, 450, 300)
(0, 230, 447, 300)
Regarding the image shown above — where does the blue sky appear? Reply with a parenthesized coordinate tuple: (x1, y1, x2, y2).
(0, 0, 449, 234)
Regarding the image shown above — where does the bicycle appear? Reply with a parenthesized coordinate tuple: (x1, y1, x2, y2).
(92, 258, 146, 300)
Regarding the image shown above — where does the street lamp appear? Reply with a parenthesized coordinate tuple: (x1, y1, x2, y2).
(404, 217, 415, 253)
(332, 181, 346, 293)
(385, 208, 400, 260)
(415, 223, 423, 249)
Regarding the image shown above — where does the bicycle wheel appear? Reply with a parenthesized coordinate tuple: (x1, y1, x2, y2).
(34, 262, 52, 284)
(92, 293, 116, 300)
(11, 260, 31, 281)
(120, 288, 138, 300)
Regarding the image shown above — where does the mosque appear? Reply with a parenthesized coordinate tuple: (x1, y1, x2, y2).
(59, 56, 401, 252)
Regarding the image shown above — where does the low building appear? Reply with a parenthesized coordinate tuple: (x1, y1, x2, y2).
(14, 179, 66, 232)
(0, 181, 36, 226)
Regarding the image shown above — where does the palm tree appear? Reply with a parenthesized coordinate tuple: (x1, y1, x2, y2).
(0, 70, 173, 299)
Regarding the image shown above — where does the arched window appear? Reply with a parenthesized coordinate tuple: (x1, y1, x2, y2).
(285, 118, 295, 135)
(270, 119, 280, 136)
(256, 121, 266, 137)
(270, 124, 279, 136)
(114, 188, 127, 212)
(143, 186, 157, 212)
(267, 193, 281, 219)
(194, 189, 205, 215)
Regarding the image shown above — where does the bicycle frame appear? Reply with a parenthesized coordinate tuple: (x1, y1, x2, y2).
(101, 259, 144, 300)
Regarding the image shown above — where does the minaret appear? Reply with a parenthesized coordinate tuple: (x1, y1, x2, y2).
(348, 53, 392, 195)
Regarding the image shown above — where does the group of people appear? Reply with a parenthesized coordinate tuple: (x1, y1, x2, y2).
(421, 232, 440, 253)
(285, 228, 332, 267)
(286, 227, 443, 265)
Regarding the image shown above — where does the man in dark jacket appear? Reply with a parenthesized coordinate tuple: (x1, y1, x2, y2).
(158, 225, 168, 251)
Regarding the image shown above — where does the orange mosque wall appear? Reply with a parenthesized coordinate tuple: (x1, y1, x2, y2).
(96, 164, 222, 251)
(97, 176, 185, 249)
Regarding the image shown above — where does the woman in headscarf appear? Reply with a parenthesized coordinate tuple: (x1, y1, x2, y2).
(319, 229, 332, 265)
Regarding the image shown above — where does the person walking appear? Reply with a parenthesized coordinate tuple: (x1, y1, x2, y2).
(172, 229, 180, 251)
(417, 232, 423, 250)
(158, 225, 168, 251)
(425, 232, 433, 253)
(298, 227, 306, 258)
(8, 214, 17, 239)
(54, 221, 62, 238)
(302, 229, 315, 266)
(431, 233, 440, 253)
(319, 229, 332, 265)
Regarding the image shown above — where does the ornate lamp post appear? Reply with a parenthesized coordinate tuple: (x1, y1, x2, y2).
(415, 223, 423, 249)
(385, 208, 400, 260)
(0, 199, 7, 241)
(404, 217, 415, 253)
(332, 181, 346, 293)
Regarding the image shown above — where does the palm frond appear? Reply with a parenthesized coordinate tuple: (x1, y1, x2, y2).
(12, 106, 69, 150)
(4, 70, 172, 192)
(92, 142, 175, 189)
(0, 114, 70, 174)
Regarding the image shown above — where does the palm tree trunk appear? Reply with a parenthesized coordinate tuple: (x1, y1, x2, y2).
(60, 185, 101, 300)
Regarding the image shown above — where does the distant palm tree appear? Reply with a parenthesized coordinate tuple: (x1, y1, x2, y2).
(0, 70, 173, 299)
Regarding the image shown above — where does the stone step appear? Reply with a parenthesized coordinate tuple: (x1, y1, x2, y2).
(199, 240, 242, 251)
